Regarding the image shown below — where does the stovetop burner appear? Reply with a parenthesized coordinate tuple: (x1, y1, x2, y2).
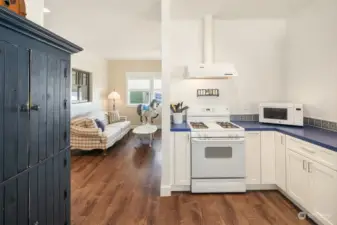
(216, 122, 239, 129)
(190, 122, 208, 129)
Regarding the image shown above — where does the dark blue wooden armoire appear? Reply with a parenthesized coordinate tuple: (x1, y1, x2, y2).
(0, 7, 82, 225)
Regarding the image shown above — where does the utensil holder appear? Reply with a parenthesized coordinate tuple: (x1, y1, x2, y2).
(173, 113, 183, 124)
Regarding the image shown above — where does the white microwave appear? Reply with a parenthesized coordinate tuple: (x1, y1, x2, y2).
(259, 103, 303, 126)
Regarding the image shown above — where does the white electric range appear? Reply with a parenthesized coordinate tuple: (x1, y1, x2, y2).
(187, 106, 246, 193)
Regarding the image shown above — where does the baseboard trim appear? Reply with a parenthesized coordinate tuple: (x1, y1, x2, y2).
(171, 185, 190, 192)
(246, 184, 278, 191)
(278, 189, 323, 225)
(160, 185, 171, 197)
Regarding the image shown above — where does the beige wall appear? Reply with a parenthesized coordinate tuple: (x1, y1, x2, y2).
(108, 60, 162, 126)
(71, 50, 109, 117)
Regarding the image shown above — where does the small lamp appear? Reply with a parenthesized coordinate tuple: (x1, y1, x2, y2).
(108, 89, 120, 111)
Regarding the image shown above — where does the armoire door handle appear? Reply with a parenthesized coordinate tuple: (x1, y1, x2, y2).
(20, 103, 29, 112)
(31, 104, 40, 111)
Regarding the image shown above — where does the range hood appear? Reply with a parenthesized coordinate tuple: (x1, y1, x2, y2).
(185, 15, 238, 79)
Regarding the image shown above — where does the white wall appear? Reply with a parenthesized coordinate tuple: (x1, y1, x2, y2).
(25, 0, 44, 26)
(170, 19, 287, 114)
(71, 50, 109, 117)
(285, 0, 337, 122)
(44, 18, 109, 118)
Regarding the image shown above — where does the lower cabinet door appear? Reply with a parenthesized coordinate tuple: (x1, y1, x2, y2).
(275, 132, 286, 191)
(286, 149, 310, 210)
(310, 162, 337, 225)
(245, 132, 261, 184)
(261, 131, 276, 184)
(174, 132, 191, 186)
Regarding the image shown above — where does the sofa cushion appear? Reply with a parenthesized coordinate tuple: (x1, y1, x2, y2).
(106, 121, 131, 130)
(104, 125, 122, 141)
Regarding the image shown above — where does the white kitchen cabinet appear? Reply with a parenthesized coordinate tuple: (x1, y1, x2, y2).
(275, 132, 286, 191)
(245, 132, 261, 184)
(309, 161, 337, 225)
(261, 131, 276, 184)
(173, 132, 191, 186)
(286, 149, 311, 210)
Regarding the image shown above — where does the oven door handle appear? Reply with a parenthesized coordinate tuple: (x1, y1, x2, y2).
(191, 138, 245, 143)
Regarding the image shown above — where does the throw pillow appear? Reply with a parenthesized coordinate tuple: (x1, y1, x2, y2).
(108, 111, 120, 124)
(95, 119, 105, 132)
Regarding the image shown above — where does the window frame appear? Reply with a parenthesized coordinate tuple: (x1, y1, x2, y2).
(71, 69, 92, 104)
(126, 72, 161, 107)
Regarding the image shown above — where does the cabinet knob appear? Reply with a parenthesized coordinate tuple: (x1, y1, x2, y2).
(31, 104, 40, 111)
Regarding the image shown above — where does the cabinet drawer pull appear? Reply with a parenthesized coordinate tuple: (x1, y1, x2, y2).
(303, 160, 307, 171)
(300, 146, 315, 154)
(308, 162, 313, 173)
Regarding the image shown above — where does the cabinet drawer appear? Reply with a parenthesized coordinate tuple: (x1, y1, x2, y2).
(317, 146, 337, 171)
(286, 136, 318, 158)
(286, 136, 337, 171)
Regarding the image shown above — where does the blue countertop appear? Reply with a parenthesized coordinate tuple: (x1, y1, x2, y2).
(170, 122, 191, 132)
(170, 121, 337, 152)
(234, 121, 337, 152)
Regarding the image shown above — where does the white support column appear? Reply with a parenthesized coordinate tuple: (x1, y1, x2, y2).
(160, 0, 172, 197)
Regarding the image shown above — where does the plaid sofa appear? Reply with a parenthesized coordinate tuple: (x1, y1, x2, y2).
(70, 111, 131, 154)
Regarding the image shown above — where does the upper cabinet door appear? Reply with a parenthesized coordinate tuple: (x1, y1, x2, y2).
(261, 131, 276, 184)
(309, 161, 337, 225)
(275, 132, 286, 191)
(0, 41, 30, 181)
(245, 132, 261, 185)
(286, 149, 310, 210)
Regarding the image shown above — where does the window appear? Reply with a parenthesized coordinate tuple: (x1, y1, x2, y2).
(126, 73, 162, 106)
(72, 69, 91, 104)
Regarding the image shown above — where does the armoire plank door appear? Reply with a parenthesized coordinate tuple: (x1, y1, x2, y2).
(0, 7, 82, 225)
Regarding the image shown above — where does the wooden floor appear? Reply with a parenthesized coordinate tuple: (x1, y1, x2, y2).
(71, 131, 314, 225)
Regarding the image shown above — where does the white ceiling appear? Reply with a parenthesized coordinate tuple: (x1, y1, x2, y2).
(44, 0, 161, 59)
(171, 0, 312, 20)
(44, 0, 312, 60)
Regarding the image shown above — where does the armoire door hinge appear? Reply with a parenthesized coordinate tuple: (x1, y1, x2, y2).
(64, 131, 67, 141)
(64, 158, 67, 167)
(64, 190, 68, 199)
(64, 99, 67, 109)
(64, 67, 68, 78)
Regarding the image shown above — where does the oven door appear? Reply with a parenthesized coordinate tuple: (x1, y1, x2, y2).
(191, 138, 245, 179)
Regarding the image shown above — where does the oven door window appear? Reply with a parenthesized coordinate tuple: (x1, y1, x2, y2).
(205, 147, 232, 158)
(264, 108, 288, 120)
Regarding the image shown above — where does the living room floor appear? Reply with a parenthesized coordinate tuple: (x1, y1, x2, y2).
(70, 131, 314, 225)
